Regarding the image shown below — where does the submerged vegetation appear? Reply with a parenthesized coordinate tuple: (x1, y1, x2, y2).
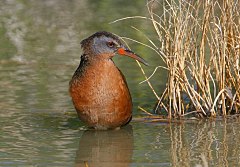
(123, 0, 240, 119)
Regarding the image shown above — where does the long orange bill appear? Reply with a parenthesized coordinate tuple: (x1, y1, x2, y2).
(117, 48, 149, 66)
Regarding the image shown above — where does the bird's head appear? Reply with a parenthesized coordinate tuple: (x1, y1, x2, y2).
(80, 31, 148, 66)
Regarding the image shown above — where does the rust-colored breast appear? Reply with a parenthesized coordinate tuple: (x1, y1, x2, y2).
(69, 59, 132, 129)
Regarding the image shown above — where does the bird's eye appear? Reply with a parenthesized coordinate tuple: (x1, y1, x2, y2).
(107, 41, 115, 48)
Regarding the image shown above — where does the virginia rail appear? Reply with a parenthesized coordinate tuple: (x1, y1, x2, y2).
(69, 31, 148, 130)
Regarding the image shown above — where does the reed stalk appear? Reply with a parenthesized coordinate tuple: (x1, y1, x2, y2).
(143, 0, 240, 118)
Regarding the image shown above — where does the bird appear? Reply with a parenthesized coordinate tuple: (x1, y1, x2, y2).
(69, 31, 148, 130)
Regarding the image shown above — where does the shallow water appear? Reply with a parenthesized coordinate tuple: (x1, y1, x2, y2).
(1, 1, 240, 166)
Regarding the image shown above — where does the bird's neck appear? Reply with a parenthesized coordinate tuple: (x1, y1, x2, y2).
(72, 54, 90, 79)
(72, 54, 116, 80)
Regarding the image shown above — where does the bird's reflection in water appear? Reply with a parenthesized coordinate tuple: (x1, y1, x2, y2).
(75, 125, 133, 167)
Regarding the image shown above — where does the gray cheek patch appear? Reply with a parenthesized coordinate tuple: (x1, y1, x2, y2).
(92, 37, 115, 55)
(92, 38, 102, 55)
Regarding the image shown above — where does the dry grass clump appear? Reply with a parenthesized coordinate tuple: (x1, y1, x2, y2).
(139, 0, 240, 119)
(112, 0, 240, 119)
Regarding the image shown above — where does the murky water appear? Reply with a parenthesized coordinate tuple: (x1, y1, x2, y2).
(1, 1, 240, 166)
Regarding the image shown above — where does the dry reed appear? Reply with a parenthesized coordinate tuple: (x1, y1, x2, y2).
(135, 0, 240, 119)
